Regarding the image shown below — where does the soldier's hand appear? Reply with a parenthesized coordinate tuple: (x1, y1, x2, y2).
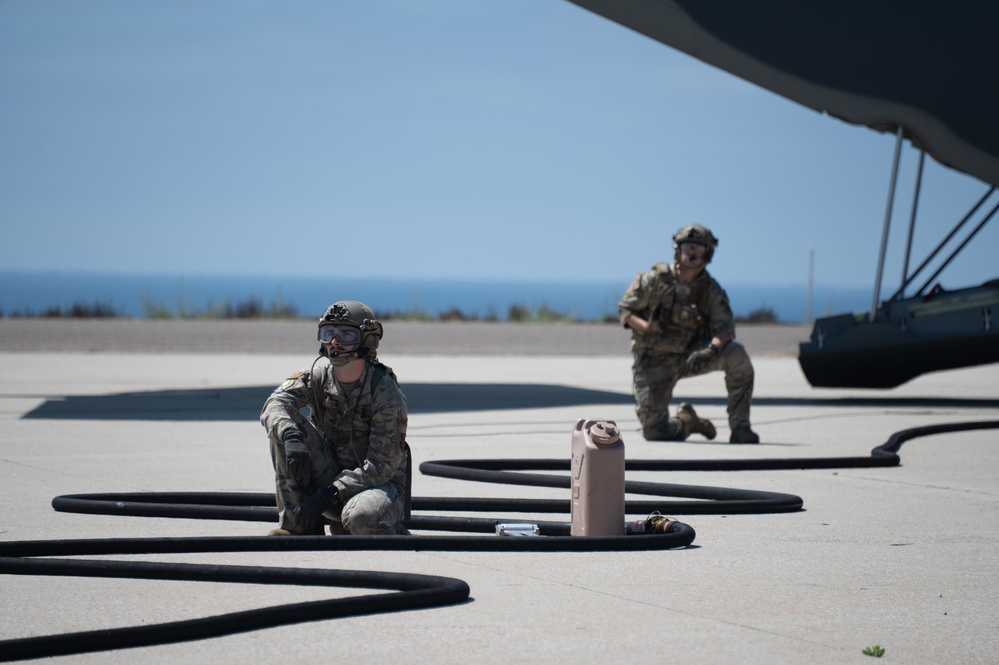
(298, 486, 342, 527)
(294, 492, 327, 532)
(686, 346, 716, 374)
(283, 430, 312, 489)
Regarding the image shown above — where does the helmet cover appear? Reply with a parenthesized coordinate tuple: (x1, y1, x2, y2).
(673, 224, 719, 263)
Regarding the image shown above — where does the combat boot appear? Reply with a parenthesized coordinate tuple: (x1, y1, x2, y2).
(676, 403, 716, 440)
(730, 426, 760, 444)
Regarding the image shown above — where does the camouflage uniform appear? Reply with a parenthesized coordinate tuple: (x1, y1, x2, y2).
(618, 262, 755, 440)
(260, 359, 409, 535)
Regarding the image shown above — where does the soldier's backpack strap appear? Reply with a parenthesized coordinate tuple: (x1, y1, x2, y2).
(368, 360, 399, 388)
(306, 359, 331, 423)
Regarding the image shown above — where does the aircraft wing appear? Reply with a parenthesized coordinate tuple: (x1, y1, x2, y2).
(565, 0, 999, 187)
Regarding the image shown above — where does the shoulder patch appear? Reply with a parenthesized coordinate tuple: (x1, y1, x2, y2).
(652, 262, 671, 271)
(279, 370, 308, 390)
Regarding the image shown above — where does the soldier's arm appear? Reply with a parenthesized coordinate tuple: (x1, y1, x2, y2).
(706, 284, 736, 350)
(625, 314, 651, 333)
(708, 330, 733, 352)
(260, 370, 311, 439)
(618, 271, 654, 327)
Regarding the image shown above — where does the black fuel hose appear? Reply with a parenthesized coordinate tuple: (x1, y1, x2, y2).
(1, 419, 996, 661)
(0, 553, 468, 662)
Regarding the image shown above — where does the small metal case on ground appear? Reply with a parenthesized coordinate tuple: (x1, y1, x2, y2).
(495, 523, 541, 536)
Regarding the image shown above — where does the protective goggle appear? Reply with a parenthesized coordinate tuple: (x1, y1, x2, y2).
(679, 241, 707, 253)
(318, 324, 362, 345)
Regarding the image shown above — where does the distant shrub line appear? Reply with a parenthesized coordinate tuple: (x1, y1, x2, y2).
(1, 298, 780, 324)
(139, 297, 298, 320)
(2, 300, 120, 319)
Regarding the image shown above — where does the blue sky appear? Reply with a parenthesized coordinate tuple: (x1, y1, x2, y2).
(2, 0, 995, 296)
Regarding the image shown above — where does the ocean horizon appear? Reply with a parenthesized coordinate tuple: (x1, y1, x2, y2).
(0, 270, 876, 324)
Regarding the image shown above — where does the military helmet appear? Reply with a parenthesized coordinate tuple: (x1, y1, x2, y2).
(317, 300, 383, 358)
(673, 224, 719, 263)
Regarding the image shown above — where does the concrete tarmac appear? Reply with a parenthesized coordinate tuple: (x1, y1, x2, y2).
(1, 321, 997, 664)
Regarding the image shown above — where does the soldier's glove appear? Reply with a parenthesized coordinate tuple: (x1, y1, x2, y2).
(686, 344, 718, 374)
(282, 430, 312, 489)
(299, 485, 342, 525)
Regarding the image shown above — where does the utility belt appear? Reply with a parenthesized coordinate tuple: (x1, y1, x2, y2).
(642, 338, 697, 356)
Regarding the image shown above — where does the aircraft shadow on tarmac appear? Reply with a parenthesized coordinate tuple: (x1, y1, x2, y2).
(21, 384, 633, 421)
(19, 384, 999, 421)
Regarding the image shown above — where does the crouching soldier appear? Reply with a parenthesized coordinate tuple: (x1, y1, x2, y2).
(261, 300, 410, 535)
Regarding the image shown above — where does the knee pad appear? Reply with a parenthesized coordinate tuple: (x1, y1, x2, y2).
(341, 506, 395, 535)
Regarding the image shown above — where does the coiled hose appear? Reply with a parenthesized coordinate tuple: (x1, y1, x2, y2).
(1, 420, 996, 661)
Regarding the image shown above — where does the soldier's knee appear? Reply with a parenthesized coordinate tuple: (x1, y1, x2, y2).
(341, 491, 401, 535)
(341, 504, 373, 534)
(342, 508, 394, 535)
